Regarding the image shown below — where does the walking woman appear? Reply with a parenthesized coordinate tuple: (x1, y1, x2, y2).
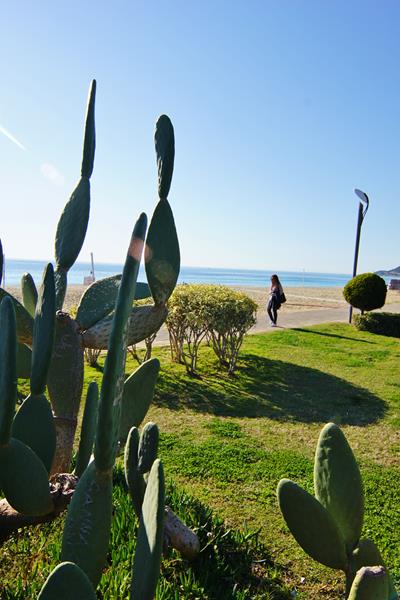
(267, 274, 285, 327)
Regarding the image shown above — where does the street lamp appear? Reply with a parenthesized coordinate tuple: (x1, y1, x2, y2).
(349, 188, 369, 323)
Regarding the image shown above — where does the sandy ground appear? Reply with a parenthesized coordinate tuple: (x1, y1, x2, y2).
(5, 283, 400, 314)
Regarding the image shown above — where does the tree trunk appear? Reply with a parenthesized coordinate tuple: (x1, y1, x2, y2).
(51, 416, 78, 474)
(164, 506, 200, 560)
(47, 312, 84, 474)
(0, 473, 77, 545)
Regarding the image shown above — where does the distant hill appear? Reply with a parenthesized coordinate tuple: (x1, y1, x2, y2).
(375, 266, 400, 277)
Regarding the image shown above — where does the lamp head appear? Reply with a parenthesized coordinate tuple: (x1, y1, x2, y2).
(354, 188, 369, 205)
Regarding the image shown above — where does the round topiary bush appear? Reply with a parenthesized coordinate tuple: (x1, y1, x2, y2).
(343, 272, 387, 313)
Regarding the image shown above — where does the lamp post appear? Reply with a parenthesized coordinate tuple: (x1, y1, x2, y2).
(349, 188, 369, 323)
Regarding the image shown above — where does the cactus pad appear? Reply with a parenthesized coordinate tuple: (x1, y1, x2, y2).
(30, 264, 56, 396)
(0, 289, 33, 345)
(16, 343, 32, 379)
(21, 272, 38, 317)
(74, 382, 98, 478)
(61, 461, 112, 587)
(135, 281, 151, 300)
(119, 358, 160, 445)
(314, 423, 364, 553)
(131, 459, 165, 599)
(55, 177, 91, 272)
(137, 422, 159, 474)
(154, 114, 174, 200)
(124, 426, 145, 517)
(145, 199, 180, 305)
(38, 561, 96, 599)
(83, 304, 167, 350)
(348, 566, 389, 600)
(76, 274, 122, 330)
(349, 538, 398, 599)
(81, 79, 96, 179)
(0, 437, 53, 515)
(12, 393, 56, 473)
(277, 478, 347, 570)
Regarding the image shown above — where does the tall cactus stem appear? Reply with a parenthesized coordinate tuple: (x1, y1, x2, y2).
(94, 213, 147, 472)
(0, 297, 17, 445)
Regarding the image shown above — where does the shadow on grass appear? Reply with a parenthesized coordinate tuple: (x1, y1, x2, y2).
(155, 353, 385, 425)
(294, 328, 376, 344)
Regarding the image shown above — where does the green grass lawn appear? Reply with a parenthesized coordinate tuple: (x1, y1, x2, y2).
(1, 323, 399, 598)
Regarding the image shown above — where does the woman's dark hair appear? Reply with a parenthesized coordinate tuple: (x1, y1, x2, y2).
(271, 274, 280, 285)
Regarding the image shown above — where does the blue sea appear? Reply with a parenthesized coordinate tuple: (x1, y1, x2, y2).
(0, 258, 365, 288)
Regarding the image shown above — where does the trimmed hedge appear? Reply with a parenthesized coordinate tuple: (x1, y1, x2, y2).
(343, 272, 387, 312)
(354, 312, 400, 337)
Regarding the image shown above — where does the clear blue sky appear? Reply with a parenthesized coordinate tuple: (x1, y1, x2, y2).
(1, 1, 399, 273)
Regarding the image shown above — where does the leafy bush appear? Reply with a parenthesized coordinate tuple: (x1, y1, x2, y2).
(206, 286, 257, 375)
(343, 273, 387, 313)
(166, 285, 211, 374)
(166, 285, 257, 375)
(354, 312, 400, 337)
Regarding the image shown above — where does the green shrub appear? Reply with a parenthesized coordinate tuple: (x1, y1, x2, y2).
(354, 312, 400, 337)
(166, 284, 211, 374)
(343, 273, 387, 313)
(206, 286, 257, 375)
(166, 285, 257, 375)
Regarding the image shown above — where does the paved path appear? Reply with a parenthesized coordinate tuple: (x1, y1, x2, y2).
(147, 303, 400, 347)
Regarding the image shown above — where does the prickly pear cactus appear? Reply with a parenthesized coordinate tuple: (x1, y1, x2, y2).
(1, 79, 179, 480)
(277, 422, 398, 599)
(61, 215, 147, 587)
(0, 82, 181, 600)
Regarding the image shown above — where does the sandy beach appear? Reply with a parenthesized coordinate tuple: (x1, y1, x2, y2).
(4, 283, 400, 314)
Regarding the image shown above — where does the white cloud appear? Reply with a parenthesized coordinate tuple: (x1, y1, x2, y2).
(40, 162, 65, 186)
(0, 124, 27, 151)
